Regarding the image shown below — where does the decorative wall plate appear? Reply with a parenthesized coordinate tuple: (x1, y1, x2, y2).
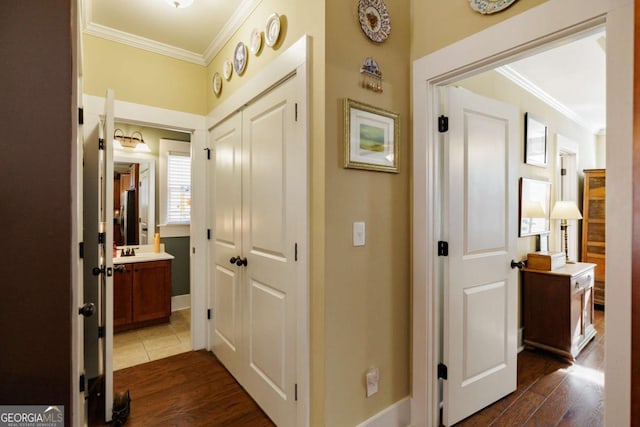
(233, 41, 248, 75)
(212, 72, 222, 95)
(469, 0, 518, 14)
(358, 0, 391, 43)
(250, 28, 263, 55)
(223, 59, 233, 80)
(265, 13, 281, 47)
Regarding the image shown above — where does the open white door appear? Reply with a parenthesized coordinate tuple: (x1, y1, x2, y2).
(442, 87, 519, 425)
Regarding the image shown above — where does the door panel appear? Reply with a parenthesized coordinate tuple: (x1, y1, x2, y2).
(210, 112, 244, 381)
(443, 87, 518, 426)
(242, 79, 298, 427)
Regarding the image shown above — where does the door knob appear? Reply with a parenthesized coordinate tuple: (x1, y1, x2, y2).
(230, 256, 239, 265)
(510, 260, 525, 269)
(79, 302, 95, 318)
(235, 257, 248, 267)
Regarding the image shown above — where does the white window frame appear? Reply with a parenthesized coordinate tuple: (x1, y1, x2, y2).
(159, 138, 191, 237)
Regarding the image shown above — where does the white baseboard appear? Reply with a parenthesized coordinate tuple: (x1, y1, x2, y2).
(171, 294, 190, 312)
(355, 397, 411, 427)
(518, 327, 525, 353)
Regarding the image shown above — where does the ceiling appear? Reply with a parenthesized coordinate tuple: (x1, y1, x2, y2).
(83, 1, 606, 134)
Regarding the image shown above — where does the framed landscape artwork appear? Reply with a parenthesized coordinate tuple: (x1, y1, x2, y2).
(344, 98, 399, 173)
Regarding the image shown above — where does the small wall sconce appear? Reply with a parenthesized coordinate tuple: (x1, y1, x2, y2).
(113, 129, 150, 152)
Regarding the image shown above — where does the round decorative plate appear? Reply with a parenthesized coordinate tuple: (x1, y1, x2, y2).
(212, 72, 222, 95)
(223, 59, 233, 80)
(233, 41, 248, 75)
(469, 0, 518, 14)
(250, 28, 263, 55)
(358, 0, 391, 43)
(265, 13, 281, 47)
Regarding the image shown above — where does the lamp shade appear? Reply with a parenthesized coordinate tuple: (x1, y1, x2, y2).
(550, 200, 583, 220)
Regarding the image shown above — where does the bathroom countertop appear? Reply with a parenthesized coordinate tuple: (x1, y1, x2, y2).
(113, 244, 175, 264)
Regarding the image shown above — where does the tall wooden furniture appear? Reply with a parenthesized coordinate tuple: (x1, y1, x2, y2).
(581, 169, 606, 306)
(522, 262, 597, 360)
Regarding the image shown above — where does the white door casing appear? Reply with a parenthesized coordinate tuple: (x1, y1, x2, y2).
(209, 77, 300, 427)
(442, 87, 519, 425)
(139, 166, 150, 244)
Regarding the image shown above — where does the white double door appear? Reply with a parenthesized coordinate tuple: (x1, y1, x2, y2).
(209, 77, 303, 427)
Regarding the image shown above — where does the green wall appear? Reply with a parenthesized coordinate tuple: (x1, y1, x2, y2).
(162, 237, 190, 296)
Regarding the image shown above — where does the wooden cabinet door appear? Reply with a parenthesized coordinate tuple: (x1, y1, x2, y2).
(132, 260, 171, 323)
(113, 265, 133, 329)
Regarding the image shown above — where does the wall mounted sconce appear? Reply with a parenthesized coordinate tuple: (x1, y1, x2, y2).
(113, 129, 150, 152)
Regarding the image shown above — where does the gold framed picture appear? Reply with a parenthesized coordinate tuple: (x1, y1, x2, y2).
(344, 98, 399, 173)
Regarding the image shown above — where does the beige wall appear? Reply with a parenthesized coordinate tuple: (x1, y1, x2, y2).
(411, 0, 549, 59)
(323, 0, 411, 425)
(83, 35, 207, 115)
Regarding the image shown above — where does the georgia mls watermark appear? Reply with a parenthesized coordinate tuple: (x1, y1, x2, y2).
(0, 406, 64, 427)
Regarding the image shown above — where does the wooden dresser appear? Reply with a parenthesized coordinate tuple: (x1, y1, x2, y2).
(522, 262, 597, 360)
(581, 169, 606, 306)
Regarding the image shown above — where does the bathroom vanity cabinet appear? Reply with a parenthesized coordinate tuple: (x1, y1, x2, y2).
(114, 259, 171, 332)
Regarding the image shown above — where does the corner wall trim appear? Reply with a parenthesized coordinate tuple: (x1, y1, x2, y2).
(172, 294, 191, 312)
(354, 397, 411, 427)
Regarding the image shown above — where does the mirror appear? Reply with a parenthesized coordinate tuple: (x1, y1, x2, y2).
(524, 113, 548, 167)
(519, 177, 551, 237)
(113, 158, 155, 246)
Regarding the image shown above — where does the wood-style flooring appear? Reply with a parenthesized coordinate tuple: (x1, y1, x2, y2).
(455, 309, 605, 426)
(104, 350, 274, 426)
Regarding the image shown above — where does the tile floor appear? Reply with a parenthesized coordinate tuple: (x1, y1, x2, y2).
(113, 308, 191, 371)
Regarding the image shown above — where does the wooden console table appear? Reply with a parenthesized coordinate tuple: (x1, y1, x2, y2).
(522, 262, 597, 360)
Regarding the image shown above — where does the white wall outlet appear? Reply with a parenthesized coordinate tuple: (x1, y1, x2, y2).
(365, 367, 379, 397)
(353, 221, 365, 246)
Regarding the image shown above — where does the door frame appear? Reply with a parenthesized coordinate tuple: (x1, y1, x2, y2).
(411, 1, 633, 426)
(206, 35, 310, 427)
(83, 94, 208, 352)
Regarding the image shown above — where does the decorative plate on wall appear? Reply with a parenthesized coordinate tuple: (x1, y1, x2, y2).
(358, 0, 391, 43)
(212, 72, 222, 95)
(265, 13, 281, 47)
(469, 0, 519, 14)
(250, 28, 263, 55)
(234, 41, 248, 75)
(223, 59, 233, 80)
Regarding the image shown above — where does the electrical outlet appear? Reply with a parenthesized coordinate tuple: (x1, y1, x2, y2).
(353, 221, 365, 246)
(366, 367, 379, 397)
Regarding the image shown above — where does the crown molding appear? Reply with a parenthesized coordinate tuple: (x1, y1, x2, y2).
(203, 0, 263, 64)
(496, 65, 600, 134)
(84, 22, 206, 65)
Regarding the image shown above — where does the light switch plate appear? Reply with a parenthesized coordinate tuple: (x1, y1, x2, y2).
(353, 221, 365, 246)
(366, 367, 379, 397)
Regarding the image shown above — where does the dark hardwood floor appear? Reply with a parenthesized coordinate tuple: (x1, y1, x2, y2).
(455, 309, 605, 426)
(94, 350, 275, 426)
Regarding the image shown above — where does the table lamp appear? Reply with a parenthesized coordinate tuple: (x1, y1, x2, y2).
(550, 200, 583, 262)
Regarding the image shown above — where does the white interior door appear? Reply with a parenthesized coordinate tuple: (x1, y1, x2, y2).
(210, 111, 244, 381)
(442, 86, 519, 426)
(241, 79, 299, 427)
(209, 77, 300, 426)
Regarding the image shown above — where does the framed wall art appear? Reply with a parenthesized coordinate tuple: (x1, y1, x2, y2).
(524, 112, 548, 167)
(344, 98, 398, 173)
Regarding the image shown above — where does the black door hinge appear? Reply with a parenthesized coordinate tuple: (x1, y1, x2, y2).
(207, 229, 211, 240)
(438, 115, 449, 133)
(79, 242, 84, 259)
(438, 241, 448, 256)
(295, 103, 298, 122)
(207, 309, 211, 320)
(79, 373, 86, 393)
(295, 383, 298, 401)
(561, 168, 567, 176)
(438, 363, 448, 380)
(98, 138, 104, 150)
(98, 232, 106, 244)
(204, 148, 211, 160)
(295, 243, 298, 262)
(78, 108, 84, 125)
(98, 326, 105, 339)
